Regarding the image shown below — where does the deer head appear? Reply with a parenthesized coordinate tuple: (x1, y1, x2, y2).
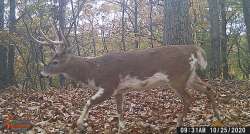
(26, 22, 71, 77)
(41, 48, 72, 77)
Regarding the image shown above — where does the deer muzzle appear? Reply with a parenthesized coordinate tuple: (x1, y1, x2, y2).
(40, 71, 50, 77)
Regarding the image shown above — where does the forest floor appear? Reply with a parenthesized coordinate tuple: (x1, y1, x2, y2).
(0, 80, 250, 134)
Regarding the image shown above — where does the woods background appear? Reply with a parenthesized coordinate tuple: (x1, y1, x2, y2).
(0, 0, 250, 89)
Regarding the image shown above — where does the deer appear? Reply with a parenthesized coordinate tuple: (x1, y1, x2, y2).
(26, 23, 220, 132)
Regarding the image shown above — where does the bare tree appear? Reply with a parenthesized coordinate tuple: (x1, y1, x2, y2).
(90, 17, 96, 56)
(8, 0, 16, 85)
(134, 0, 139, 48)
(220, 0, 229, 79)
(121, 0, 126, 51)
(208, 0, 221, 79)
(0, 0, 8, 88)
(149, 0, 154, 48)
(243, 0, 250, 53)
(70, 0, 81, 56)
(242, 0, 250, 78)
(58, 0, 67, 87)
(163, 0, 193, 45)
(101, 16, 108, 53)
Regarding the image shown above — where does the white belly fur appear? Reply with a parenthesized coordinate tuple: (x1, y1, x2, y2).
(114, 72, 169, 95)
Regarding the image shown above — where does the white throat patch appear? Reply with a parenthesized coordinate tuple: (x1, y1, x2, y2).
(188, 53, 198, 86)
(189, 54, 198, 70)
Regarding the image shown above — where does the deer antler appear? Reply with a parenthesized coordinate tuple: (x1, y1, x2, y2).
(39, 28, 64, 45)
(23, 19, 65, 50)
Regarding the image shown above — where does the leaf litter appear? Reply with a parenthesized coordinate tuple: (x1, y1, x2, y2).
(0, 80, 249, 133)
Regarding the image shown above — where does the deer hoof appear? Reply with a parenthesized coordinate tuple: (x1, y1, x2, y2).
(118, 120, 125, 129)
(77, 122, 88, 133)
(176, 117, 184, 127)
(176, 122, 183, 127)
(118, 121, 126, 134)
(77, 117, 87, 125)
(77, 118, 88, 131)
(77, 118, 82, 127)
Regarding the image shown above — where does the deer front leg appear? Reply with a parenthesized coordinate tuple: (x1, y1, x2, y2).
(114, 93, 125, 132)
(170, 82, 193, 127)
(176, 91, 193, 127)
(190, 76, 220, 118)
(77, 88, 110, 130)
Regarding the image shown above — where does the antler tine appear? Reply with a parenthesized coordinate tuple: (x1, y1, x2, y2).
(58, 26, 68, 47)
(28, 30, 51, 45)
(50, 21, 60, 41)
(39, 28, 64, 45)
(48, 21, 69, 47)
(23, 19, 52, 46)
(57, 24, 70, 48)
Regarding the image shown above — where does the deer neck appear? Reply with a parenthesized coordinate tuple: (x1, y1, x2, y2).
(62, 56, 96, 83)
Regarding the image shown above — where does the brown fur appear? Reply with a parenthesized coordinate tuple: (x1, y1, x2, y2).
(41, 45, 219, 130)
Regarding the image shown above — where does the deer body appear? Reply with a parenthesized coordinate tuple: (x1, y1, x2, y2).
(40, 45, 219, 131)
(27, 22, 219, 132)
(54, 46, 202, 92)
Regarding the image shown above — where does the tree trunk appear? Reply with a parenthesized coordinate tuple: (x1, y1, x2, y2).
(0, 47, 8, 88)
(90, 18, 96, 56)
(149, 0, 154, 48)
(134, 0, 139, 48)
(163, 0, 193, 45)
(0, 0, 8, 88)
(0, 0, 3, 28)
(243, 0, 250, 53)
(101, 16, 108, 53)
(121, 0, 126, 51)
(59, 0, 66, 35)
(220, 0, 229, 79)
(208, 0, 221, 79)
(70, 0, 81, 56)
(58, 0, 67, 87)
(8, 0, 16, 85)
(242, 0, 250, 78)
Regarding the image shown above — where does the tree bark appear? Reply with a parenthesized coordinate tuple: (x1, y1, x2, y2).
(220, 0, 229, 79)
(243, 0, 250, 53)
(58, 0, 67, 87)
(208, 0, 221, 79)
(101, 16, 108, 53)
(0, 0, 3, 28)
(163, 0, 193, 45)
(242, 0, 250, 78)
(90, 18, 96, 56)
(149, 0, 154, 48)
(134, 0, 139, 48)
(0, 47, 8, 88)
(0, 0, 8, 88)
(8, 0, 16, 85)
(70, 0, 81, 56)
(121, 0, 126, 51)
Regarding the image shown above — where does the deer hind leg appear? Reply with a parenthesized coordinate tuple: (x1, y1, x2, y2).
(114, 93, 125, 133)
(189, 75, 219, 118)
(77, 87, 110, 129)
(170, 82, 193, 127)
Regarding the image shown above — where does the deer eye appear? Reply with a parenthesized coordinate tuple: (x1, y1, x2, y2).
(52, 61, 59, 65)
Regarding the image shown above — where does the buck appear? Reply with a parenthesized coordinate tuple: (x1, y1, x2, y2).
(27, 25, 220, 131)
